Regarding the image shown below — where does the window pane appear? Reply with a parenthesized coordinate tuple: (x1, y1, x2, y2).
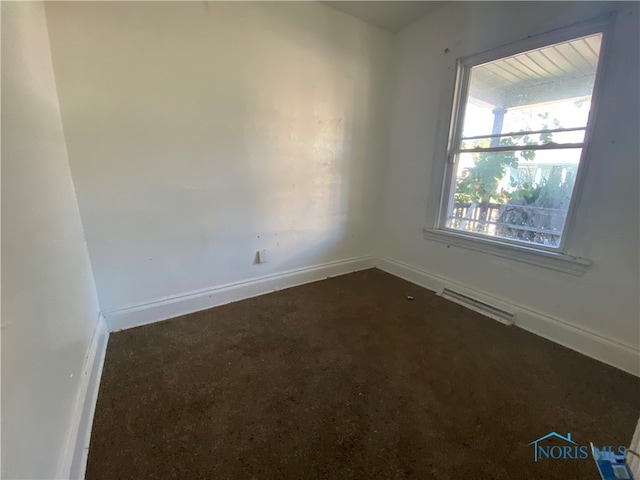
(460, 34, 602, 139)
(445, 32, 603, 248)
(447, 149, 583, 248)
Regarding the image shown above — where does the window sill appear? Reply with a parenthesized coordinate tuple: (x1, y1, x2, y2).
(422, 227, 591, 276)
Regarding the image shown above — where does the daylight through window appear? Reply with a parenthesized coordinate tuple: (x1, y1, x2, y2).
(443, 33, 603, 248)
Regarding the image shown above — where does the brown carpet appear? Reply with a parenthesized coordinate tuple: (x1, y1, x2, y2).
(87, 269, 639, 480)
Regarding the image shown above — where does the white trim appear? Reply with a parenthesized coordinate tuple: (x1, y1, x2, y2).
(56, 313, 109, 480)
(558, 13, 615, 253)
(462, 126, 586, 142)
(375, 256, 640, 377)
(423, 227, 591, 275)
(58, 255, 637, 480)
(104, 256, 376, 332)
(628, 417, 640, 477)
(458, 15, 612, 70)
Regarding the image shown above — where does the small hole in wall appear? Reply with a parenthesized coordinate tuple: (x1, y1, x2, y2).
(444, 47, 450, 54)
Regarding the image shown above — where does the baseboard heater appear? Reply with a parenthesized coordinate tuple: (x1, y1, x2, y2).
(437, 288, 515, 326)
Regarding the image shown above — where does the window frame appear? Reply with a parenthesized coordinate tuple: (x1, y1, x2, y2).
(424, 15, 614, 274)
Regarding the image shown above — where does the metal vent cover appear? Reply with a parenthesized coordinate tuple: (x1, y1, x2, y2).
(438, 288, 515, 326)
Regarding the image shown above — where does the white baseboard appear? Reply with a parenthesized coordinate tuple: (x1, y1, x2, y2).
(375, 256, 640, 377)
(57, 313, 109, 480)
(104, 256, 376, 332)
(56, 254, 637, 480)
(104, 254, 639, 376)
(59, 254, 637, 480)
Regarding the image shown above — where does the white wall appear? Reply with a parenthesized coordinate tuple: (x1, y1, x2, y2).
(379, 2, 639, 357)
(1, 2, 102, 478)
(44, 2, 392, 314)
(2, 2, 635, 477)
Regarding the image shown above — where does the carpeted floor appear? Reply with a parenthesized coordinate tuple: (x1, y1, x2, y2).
(87, 269, 639, 479)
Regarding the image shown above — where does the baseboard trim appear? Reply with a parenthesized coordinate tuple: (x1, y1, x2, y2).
(375, 256, 640, 377)
(58, 254, 637, 480)
(56, 254, 637, 480)
(104, 254, 639, 376)
(104, 256, 376, 332)
(57, 313, 109, 480)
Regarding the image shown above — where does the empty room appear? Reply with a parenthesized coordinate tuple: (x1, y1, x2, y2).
(2, 1, 640, 479)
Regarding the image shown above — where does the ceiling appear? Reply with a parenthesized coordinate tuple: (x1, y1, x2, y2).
(321, 1, 445, 33)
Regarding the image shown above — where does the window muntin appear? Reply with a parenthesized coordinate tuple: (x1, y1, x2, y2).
(442, 33, 603, 249)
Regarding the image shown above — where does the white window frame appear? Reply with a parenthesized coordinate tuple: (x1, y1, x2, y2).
(423, 16, 613, 275)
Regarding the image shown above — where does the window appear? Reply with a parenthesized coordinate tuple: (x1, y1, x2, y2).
(430, 21, 608, 268)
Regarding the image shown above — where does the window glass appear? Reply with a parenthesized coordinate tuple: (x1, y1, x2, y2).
(445, 33, 603, 248)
